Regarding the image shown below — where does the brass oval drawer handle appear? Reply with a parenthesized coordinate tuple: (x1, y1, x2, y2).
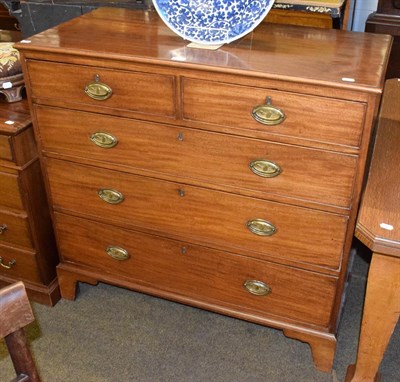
(106, 246, 129, 261)
(85, 74, 112, 101)
(252, 96, 285, 126)
(247, 219, 277, 236)
(249, 160, 281, 178)
(244, 280, 271, 296)
(0, 224, 7, 235)
(90, 132, 118, 148)
(97, 188, 125, 204)
(0, 256, 16, 270)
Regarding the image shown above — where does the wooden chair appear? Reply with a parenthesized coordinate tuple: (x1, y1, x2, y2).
(0, 281, 41, 382)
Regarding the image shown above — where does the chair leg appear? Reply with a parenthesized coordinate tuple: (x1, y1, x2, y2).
(5, 328, 41, 382)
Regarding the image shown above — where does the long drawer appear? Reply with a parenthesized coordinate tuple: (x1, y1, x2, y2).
(0, 244, 42, 283)
(183, 78, 366, 148)
(36, 106, 357, 208)
(46, 158, 348, 270)
(54, 212, 337, 327)
(0, 171, 24, 211)
(26, 60, 176, 119)
(0, 210, 33, 249)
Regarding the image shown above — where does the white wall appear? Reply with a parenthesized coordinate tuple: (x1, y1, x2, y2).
(350, 0, 379, 31)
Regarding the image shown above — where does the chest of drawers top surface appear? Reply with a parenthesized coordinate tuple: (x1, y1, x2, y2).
(16, 7, 391, 91)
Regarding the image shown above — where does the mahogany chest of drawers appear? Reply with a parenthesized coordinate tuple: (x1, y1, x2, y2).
(16, 8, 391, 371)
(0, 100, 59, 305)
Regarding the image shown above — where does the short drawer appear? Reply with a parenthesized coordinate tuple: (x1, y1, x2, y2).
(36, 106, 357, 208)
(183, 78, 366, 148)
(55, 212, 337, 327)
(27, 60, 176, 118)
(0, 210, 33, 249)
(0, 244, 42, 283)
(0, 171, 24, 211)
(46, 159, 348, 270)
(0, 135, 12, 162)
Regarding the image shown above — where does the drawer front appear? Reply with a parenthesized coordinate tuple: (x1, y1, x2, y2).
(0, 211, 33, 249)
(0, 244, 42, 283)
(0, 135, 12, 162)
(55, 212, 337, 327)
(36, 106, 357, 208)
(0, 171, 24, 211)
(27, 60, 176, 118)
(46, 159, 347, 269)
(183, 78, 366, 148)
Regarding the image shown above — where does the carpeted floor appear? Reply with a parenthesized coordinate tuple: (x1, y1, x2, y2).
(1, 242, 399, 382)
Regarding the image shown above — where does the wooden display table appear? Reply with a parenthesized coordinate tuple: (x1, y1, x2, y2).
(345, 78, 400, 382)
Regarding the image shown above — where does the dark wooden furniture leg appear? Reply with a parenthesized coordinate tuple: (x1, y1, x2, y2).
(0, 281, 41, 382)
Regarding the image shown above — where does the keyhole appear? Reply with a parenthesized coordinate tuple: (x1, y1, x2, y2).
(178, 189, 185, 197)
(181, 246, 187, 254)
(178, 132, 183, 141)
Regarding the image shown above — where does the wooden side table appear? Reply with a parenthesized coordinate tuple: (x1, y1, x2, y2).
(345, 78, 400, 382)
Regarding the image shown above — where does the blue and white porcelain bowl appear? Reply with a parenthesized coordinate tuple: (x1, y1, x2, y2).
(152, 0, 275, 45)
